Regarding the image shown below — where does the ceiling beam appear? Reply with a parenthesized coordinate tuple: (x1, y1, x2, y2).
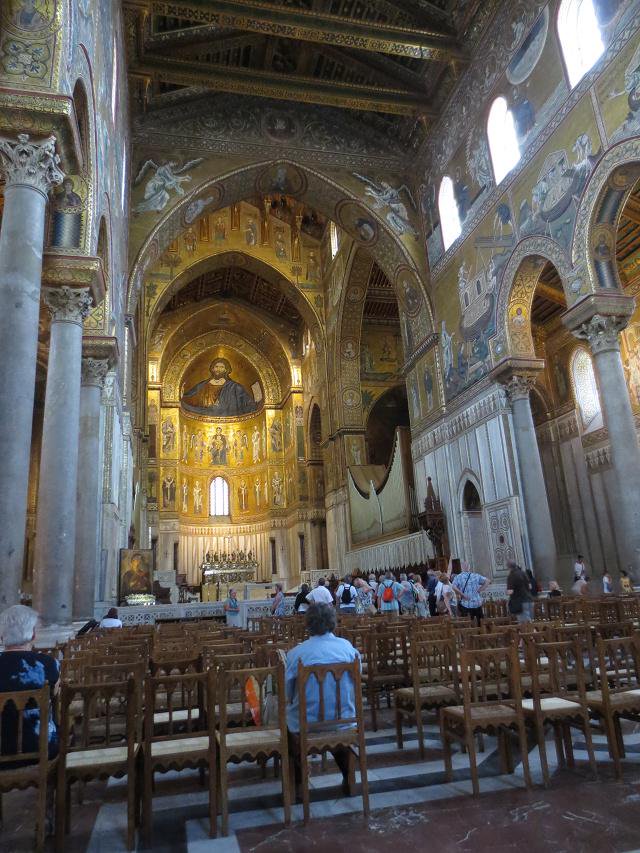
(141, 0, 465, 60)
(622, 206, 640, 226)
(534, 282, 567, 306)
(131, 55, 436, 115)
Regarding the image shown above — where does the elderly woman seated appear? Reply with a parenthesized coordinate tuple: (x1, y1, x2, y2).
(0, 605, 60, 762)
(285, 604, 360, 799)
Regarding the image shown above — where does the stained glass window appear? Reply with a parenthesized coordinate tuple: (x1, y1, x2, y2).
(572, 348, 602, 431)
(438, 176, 462, 251)
(330, 221, 340, 258)
(558, 0, 604, 88)
(210, 476, 230, 516)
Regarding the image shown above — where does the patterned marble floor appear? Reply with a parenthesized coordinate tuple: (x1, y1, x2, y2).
(3, 716, 640, 852)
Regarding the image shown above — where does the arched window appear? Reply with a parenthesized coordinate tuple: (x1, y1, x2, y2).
(558, 0, 604, 88)
(329, 221, 340, 258)
(571, 348, 602, 431)
(210, 476, 230, 516)
(438, 176, 461, 251)
(487, 97, 521, 185)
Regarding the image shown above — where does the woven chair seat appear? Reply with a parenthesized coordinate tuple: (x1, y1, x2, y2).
(395, 684, 456, 708)
(444, 703, 517, 721)
(67, 745, 135, 768)
(586, 688, 640, 709)
(521, 697, 581, 713)
(151, 735, 210, 757)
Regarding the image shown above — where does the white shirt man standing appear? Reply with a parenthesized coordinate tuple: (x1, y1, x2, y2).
(306, 577, 334, 606)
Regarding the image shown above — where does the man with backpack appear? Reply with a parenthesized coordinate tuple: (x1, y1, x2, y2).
(335, 575, 357, 613)
(377, 571, 403, 613)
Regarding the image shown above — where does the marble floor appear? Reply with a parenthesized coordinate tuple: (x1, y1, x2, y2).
(3, 715, 640, 852)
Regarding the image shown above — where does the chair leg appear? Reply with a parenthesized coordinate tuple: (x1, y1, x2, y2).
(127, 767, 136, 851)
(553, 722, 566, 767)
(279, 747, 292, 827)
(208, 754, 218, 838)
(562, 722, 575, 767)
(465, 728, 480, 796)
(357, 734, 370, 818)
(395, 706, 404, 750)
(36, 781, 46, 853)
(55, 771, 66, 853)
(581, 714, 598, 778)
(441, 717, 453, 782)
(614, 716, 626, 759)
(220, 752, 230, 837)
(517, 721, 533, 790)
(602, 712, 622, 777)
(369, 686, 378, 732)
(301, 744, 311, 824)
(534, 718, 550, 787)
(142, 763, 153, 845)
(416, 706, 427, 761)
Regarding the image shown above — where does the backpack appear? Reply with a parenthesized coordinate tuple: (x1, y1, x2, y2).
(382, 582, 394, 603)
(410, 581, 419, 602)
(340, 584, 353, 605)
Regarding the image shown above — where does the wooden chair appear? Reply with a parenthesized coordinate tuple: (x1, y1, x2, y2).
(56, 677, 140, 851)
(214, 665, 292, 836)
(440, 645, 532, 795)
(586, 634, 640, 778)
(294, 659, 369, 824)
(0, 686, 56, 853)
(142, 671, 216, 842)
(150, 653, 202, 676)
(522, 639, 597, 786)
(363, 625, 409, 730)
(395, 636, 459, 757)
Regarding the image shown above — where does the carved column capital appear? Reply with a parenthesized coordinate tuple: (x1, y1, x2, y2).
(504, 374, 536, 402)
(574, 313, 627, 355)
(0, 133, 64, 198)
(43, 286, 92, 325)
(81, 357, 109, 388)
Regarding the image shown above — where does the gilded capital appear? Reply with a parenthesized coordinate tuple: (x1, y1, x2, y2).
(504, 374, 536, 402)
(43, 286, 92, 325)
(574, 313, 626, 355)
(0, 133, 64, 197)
(81, 357, 110, 388)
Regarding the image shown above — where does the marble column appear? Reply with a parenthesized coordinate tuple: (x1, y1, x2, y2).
(33, 287, 92, 623)
(575, 314, 640, 577)
(0, 134, 64, 608)
(505, 375, 558, 583)
(73, 357, 109, 619)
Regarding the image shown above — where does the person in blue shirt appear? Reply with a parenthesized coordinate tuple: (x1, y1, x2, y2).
(377, 571, 403, 612)
(285, 605, 360, 799)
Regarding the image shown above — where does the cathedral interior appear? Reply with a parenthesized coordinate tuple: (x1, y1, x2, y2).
(3, 0, 640, 848)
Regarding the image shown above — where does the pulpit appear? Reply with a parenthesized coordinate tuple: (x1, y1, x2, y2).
(200, 550, 258, 601)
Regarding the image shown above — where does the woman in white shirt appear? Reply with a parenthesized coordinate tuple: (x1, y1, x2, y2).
(434, 573, 455, 617)
(100, 607, 123, 628)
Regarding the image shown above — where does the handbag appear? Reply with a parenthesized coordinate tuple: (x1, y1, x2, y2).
(508, 596, 523, 615)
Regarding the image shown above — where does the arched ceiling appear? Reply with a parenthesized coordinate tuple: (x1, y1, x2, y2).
(159, 264, 306, 330)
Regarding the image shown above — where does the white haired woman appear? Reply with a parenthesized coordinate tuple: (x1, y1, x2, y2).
(0, 604, 60, 762)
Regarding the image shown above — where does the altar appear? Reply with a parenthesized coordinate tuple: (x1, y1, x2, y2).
(200, 549, 259, 602)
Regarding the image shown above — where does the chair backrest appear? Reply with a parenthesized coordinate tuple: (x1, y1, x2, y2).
(459, 645, 522, 705)
(216, 665, 285, 734)
(297, 659, 363, 736)
(594, 621, 635, 640)
(150, 654, 202, 676)
(526, 639, 587, 700)
(0, 686, 50, 772)
(145, 671, 211, 739)
(365, 625, 408, 679)
(84, 660, 147, 685)
(595, 634, 640, 694)
(411, 636, 459, 694)
(59, 677, 139, 753)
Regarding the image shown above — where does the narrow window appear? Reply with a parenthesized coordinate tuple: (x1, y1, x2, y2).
(210, 476, 230, 516)
(438, 176, 462, 250)
(487, 97, 521, 184)
(558, 0, 604, 88)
